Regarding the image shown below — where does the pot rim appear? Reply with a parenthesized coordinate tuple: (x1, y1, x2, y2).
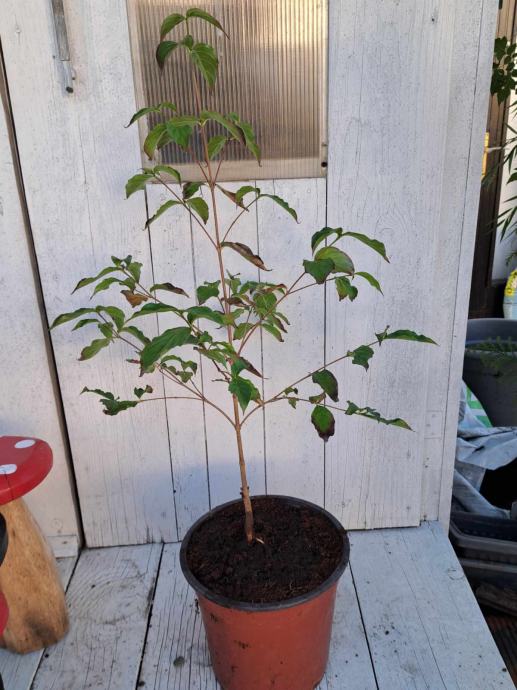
(179, 494, 350, 612)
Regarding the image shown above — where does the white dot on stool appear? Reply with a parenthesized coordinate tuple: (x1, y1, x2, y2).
(0, 464, 17, 475)
(14, 439, 35, 449)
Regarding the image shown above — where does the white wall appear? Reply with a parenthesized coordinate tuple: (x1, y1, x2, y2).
(0, 75, 79, 555)
(0, 0, 497, 546)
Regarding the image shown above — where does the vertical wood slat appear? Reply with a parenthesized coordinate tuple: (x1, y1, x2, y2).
(0, 52, 78, 543)
(325, 0, 494, 528)
(258, 178, 327, 503)
(0, 0, 178, 546)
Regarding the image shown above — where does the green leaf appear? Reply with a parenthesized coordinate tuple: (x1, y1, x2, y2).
(335, 276, 358, 301)
(309, 392, 326, 404)
(221, 241, 269, 270)
(260, 194, 297, 221)
(311, 405, 335, 442)
(190, 43, 218, 87)
(79, 337, 110, 361)
(262, 322, 284, 342)
(91, 277, 121, 296)
(127, 262, 142, 282)
(312, 369, 339, 402)
(383, 329, 437, 345)
(145, 200, 182, 228)
(129, 302, 180, 319)
(348, 345, 374, 370)
(143, 123, 168, 159)
(149, 282, 188, 297)
(343, 232, 389, 262)
(229, 376, 260, 412)
(237, 119, 261, 162)
(165, 117, 198, 148)
(125, 102, 176, 128)
(51, 307, 96, 329)
(152, 164, 181, 183)
(235, 185, 260, 204)
(311, 227, 342, 252)
(121, 325, 150, 345)
(126, 172, 153, 198)
(217, 186, 247, 209)
(186, 197, 209, 224)
(356, 271, 382, 294)
(345, 401, 411, 430)
(234, 322, 254, 340)
(230, 357, 262, 378)
(185, 8, 228, 36)
(182, 181, 203, 199)
(303, 258, 334, 284)
(207, 135, 227, 159)
(73, 266, 119, 292)
(200, 111, 244, 143)
(185, 306, 224, 325)
(134, 384, 153, 399)
(156, 40, 179, 69)
(197, 281, 220, 304)
(141, 327, 197, 369)
(72, 318, 99, 330)
(160, 13, 185, 39)
(314, 246, 354, 274)
(100, 306, 125, 330)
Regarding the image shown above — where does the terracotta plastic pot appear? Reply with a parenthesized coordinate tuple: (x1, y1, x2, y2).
(180, 495, 350, 690)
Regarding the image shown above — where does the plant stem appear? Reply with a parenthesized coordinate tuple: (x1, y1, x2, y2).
(192, 67, 255, 541)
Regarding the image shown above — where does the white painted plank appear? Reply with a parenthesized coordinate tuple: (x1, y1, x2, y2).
(350, 521, 512, 690)
(146, 184, 210, 539)
(190, 183, 266, 507)
(258, 178, 326, 502)
(0, 57, 78, 543)
(437, 0, 499, 526)
(0, 557, 77, 690)
(32, 544, 161, 690)
(0, 0, 177, 545)
(325, 0, 475, 529)
(138, 542, 376, 690)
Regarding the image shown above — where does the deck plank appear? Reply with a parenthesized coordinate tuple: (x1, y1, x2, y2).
(138, 543, 377, 690)
(31, 544, 162, 690)
(0, 557, 77, 690)
(350, 522, 513, 689)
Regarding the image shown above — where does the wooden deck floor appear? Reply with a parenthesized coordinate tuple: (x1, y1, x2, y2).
(0, 522, 512, 690)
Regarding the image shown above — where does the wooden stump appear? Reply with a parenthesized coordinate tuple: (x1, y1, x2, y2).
(0, 498, 69, 653)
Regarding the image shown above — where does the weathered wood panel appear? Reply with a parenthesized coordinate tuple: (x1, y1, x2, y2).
(0, 557, 76, 690)
(137, 542, 377, 690)
(0, 0, 177, 546)
(350, 522, 513, 689)
(0, 54, 78, 546)
(32, 545, 161, 690)
(325, 0, 496, 528)
(258, 178, 327, 503)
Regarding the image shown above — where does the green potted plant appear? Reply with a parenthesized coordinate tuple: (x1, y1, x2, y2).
(52, 8, 434, 689)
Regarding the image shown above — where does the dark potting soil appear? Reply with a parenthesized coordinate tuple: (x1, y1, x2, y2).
(186, 497, 345, 603)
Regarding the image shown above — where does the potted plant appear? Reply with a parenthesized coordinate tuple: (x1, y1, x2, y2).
(52, 8, 434, 689)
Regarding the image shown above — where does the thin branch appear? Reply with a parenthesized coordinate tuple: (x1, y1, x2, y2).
(222, 198, 258, 242)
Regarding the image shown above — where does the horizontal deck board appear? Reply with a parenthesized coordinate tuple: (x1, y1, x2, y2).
(350, 522, 513, 689)
(10, 522, 509, 689)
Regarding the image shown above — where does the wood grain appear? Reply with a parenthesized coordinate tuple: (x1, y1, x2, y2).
(350, 522, 513, 689)
(0, 0, 177, 546)
(32, 544, 161, 690)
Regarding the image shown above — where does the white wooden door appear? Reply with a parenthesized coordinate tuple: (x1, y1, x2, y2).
(0, 0, 497, 547)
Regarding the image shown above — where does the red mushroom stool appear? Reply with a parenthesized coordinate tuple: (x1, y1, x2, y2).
(0, 436, 69, 653)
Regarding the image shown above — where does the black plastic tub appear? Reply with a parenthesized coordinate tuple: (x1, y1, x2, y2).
(463, 318, 517, 426)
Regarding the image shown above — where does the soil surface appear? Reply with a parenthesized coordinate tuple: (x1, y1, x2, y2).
(186, 497, 345, 603)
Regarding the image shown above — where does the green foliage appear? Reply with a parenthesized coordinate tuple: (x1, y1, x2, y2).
(311, 405, 335, 442)
(312, 369, 338, 402)
(55, 5, 436, 514)
(492, 37, 517, 104)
